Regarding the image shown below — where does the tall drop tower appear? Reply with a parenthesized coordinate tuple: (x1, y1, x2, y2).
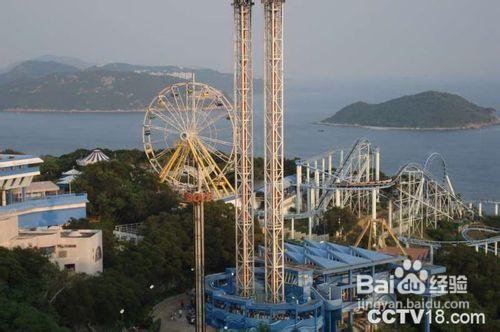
(233, 0, 255, 298)
(263, 0, 285, 303)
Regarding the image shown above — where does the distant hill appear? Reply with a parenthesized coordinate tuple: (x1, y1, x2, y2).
(0, 61, 80, 85)
(0, 59, 257, 111)
(86, 62, 238, 94)
(0, 70, 182, 110)
(33, 55, 95, 69)
(321, 91, 499, 129)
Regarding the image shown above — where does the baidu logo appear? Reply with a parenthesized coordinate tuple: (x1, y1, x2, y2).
(357, 259, 429, 295)
(394, 259, 428, 295)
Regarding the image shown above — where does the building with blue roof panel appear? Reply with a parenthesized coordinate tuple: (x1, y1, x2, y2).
(0, 153, 88, 228)
(205, 240, 444, 331)
(206, 239, 446, 331)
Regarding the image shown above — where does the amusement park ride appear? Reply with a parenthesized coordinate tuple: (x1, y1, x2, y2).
(140, 0, 498, 331)
(143, 80, 236, 331)
(289, 138, 475, 243)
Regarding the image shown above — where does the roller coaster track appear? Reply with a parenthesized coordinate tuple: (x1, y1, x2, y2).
(289, 139, 475, 238)
(391, 162, 474, 237)
(291, 139, 379, 219)
(398, 225, 500, 255)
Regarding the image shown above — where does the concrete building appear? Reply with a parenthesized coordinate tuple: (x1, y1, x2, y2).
(0, 214, 102, 275)
(0, 153, 100, 274)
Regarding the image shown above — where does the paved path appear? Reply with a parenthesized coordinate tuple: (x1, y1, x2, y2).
(152, 294, 215, 332)
(152, 294, 195, 332)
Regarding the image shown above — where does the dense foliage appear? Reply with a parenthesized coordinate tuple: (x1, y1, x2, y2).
(322, 91, 498, 129)
(314, 207, 361, 244)
(0, 248, 68, 331)
(0, 149, 241, 330)
(432, 245, 500, 331)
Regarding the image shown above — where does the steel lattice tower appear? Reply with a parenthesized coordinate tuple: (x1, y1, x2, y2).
(263, 0, 285, 303)
(233, 0, 255, 298)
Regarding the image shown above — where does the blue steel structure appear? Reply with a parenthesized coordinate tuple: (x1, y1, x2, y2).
(205, 240, 419, 331)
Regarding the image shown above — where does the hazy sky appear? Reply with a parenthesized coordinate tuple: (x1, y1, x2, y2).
(1, 0, 499, 78)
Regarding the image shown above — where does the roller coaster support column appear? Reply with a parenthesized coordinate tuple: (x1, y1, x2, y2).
(375, 148, 380, 202)
(314, 160, 319, 206)
(291, 218, 295, 239)
(495, 242, 497, 255)
(306, 162, 313, 239)
(308, 217, 313, 240)
(478, 202, 483, 217)
(306, 162, 311, 211)
(495, 203, 498, 216)
(328, 154, 333, 180)
(321, 158, 326, 194)
(296, 164, 302, 213)
(335, 183, 341, 208)
(388, 199, 393, 229)
(371, 188, 377, 220)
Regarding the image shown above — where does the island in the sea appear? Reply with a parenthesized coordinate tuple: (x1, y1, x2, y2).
(321, 91, 500, 130)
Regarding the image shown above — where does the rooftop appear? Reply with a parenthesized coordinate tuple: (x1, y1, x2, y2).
(0, 193, 88, 215)
(280, 239, 403, 274)
(61, 229, 99, 238)
(16, 227, 99, 239)
(13, 181, 59, 194)
(0, 154, 43, 167)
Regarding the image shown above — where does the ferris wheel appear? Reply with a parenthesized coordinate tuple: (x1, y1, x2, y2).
(143, 81, 236, 199)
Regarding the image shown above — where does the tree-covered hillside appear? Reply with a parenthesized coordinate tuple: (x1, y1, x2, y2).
(0, 59, 259, 110)
(0, 70, 181, 110)
(322, 91, 499, 129)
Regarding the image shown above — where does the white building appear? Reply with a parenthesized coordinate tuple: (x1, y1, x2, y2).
(0, 214, 103, 275)
(0, 154, 43, 206)
(0, 153, 100, 274)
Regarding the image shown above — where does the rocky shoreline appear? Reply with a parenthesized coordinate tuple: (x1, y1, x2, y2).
(317, 118, 500, 131)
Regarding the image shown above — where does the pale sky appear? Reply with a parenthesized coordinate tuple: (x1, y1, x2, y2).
(1, 0, 499, 78)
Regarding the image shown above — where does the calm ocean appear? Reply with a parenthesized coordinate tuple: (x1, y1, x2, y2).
(1, 90, 499, 202)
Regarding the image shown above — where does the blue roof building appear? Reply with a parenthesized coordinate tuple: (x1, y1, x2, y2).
(0, 153, 88, 228)
(205, 240, 445, 331)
